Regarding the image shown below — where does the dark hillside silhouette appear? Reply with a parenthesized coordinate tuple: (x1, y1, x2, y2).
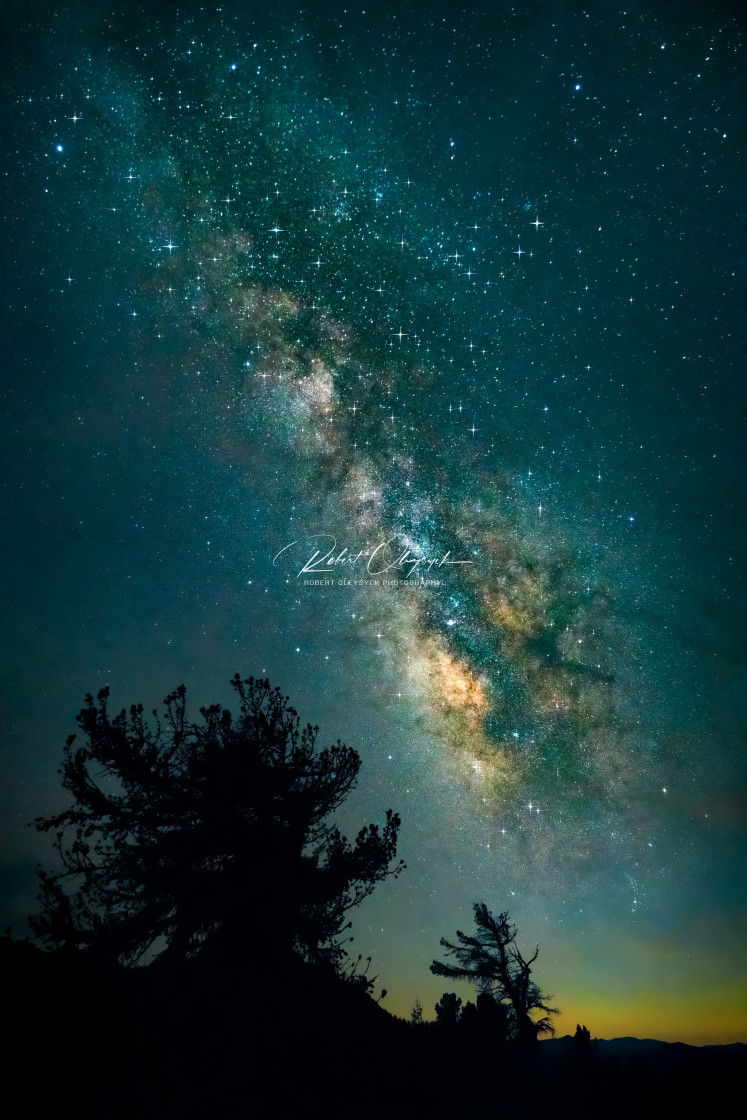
(5, 678, 743, 1117)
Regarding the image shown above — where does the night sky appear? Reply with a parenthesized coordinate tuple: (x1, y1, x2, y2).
(1, 0, 745, 1044)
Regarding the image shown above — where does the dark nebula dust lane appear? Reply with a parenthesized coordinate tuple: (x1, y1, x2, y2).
(1, 1, 745, 1042)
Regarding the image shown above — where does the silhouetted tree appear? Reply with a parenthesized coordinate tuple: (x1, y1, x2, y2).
(32, 675, 405, 977)
(573, 1023, 594, 1063)
(475, 989, 511, 1040)
(410, 997, 423, 1024)
(430, 903, 558, 1044)
(435, 991, 462, 1028)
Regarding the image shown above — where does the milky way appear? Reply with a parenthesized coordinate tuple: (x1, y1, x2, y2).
(2, 1, 745, 1041)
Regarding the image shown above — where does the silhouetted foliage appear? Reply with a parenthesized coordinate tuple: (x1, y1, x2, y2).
(435, 990, 462, 1028)
(460, 998, 479, 1031)
(24, 685, 744, 1120)
(431, 902, 559, 1043)
(574, 1022, 595, 1066)
(339, 951, 388, 1002)
(410, 997, 423, 1024)
(32, 675, 405, 977)
(475, 989, 512, 1039)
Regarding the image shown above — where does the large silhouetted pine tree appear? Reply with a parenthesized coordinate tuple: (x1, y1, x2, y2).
(32, 675, 404, 976)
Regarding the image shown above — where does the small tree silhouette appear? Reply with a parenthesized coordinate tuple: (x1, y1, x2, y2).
(460, 999, 479, 1032)
(573, 1022, 594, 1061)
(430, 903, 558, 1044)
(31, 675, 405, 976)
(434, 991, 462, 1028)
